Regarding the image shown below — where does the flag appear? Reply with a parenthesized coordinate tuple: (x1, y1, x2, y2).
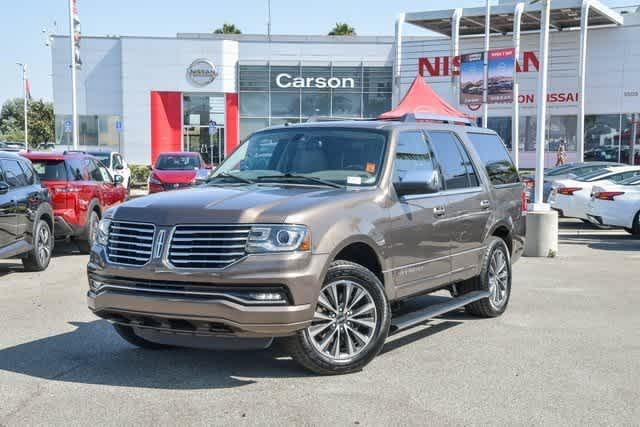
(71, 0, 82, 67)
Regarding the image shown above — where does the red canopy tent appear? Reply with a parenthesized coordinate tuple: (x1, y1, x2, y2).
(379, 74, 469, 121)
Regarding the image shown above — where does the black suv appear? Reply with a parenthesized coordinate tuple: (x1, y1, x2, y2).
(0, 151, 54, 271)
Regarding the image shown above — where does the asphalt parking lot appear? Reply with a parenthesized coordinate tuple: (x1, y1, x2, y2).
(1, 220, 638, 426)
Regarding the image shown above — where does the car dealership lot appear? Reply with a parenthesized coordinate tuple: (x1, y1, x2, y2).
(0, 221, 638, 426)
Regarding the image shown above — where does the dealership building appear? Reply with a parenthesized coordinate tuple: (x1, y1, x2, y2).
(51, 1, 640, 167)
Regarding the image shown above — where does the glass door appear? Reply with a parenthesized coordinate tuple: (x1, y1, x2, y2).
(183, 126, 225, 166)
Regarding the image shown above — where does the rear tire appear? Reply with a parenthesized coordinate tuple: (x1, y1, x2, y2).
(113, 324, 172, 350)
(630, 211, 640, 237)
(282, 260, 391, 375)
(462, 237, 512, 318)
(77, 210, 100, 254)
(22, 219, 53, 272)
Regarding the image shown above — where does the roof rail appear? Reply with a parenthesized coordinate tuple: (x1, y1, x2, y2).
(397, 113, 474, 126)
(306, 116, 376, 123)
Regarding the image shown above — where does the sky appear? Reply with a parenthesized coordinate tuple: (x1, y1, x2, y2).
(1, 0, 639, 107)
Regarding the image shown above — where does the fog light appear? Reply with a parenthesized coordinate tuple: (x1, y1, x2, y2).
(248, 292, 285, 301)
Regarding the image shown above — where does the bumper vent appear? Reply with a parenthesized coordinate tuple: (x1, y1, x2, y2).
(168, 225, 250, 269)
(106, 221, 155, 266)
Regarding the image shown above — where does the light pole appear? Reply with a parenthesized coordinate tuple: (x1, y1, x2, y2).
(482, 0, 491, 128)
(68, 0, 79, 149)
(16, 62, 28, 150)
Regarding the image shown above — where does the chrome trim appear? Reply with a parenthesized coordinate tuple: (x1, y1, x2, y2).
(400, 186, 484, 201)
(383, 246, 486, 273)
(105, 221, 156, 267)
(92, 283, 287, 306)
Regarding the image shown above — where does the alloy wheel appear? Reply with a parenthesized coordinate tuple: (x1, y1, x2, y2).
(306, 280, 378, 362)
(37, 223, 51, 266)
(488, 249, 509, 309)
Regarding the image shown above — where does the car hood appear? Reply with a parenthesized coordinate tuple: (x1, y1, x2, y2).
(110, 184, 364, 225)
(152, 169, 198, 184)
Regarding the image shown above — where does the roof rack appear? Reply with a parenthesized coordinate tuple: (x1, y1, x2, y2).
(306, 116, 376, 123)
(396, 113, 475, 126)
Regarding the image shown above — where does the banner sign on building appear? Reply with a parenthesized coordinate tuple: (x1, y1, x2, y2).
(459, 52, 484, 105)
(71, 0, 82, 67)
(487, 48, 515, 104)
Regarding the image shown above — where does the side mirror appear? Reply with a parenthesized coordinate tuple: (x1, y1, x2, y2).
(0, 182, 9, 195)
(394, 170, 440, 197)
(113, 175, 124, 185)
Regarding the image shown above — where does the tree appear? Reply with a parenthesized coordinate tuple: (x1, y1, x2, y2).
(0, 98, 54, 148)
(214, 23, 242, 34)
(328, 23, 356, 36)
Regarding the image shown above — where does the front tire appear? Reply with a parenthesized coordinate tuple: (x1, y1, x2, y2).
(282, 260, 391, 375)
(463, 237, 512, 318)
(22, 219, 53, 272)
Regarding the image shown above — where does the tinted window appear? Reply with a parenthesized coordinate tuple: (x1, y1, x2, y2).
(98, 164, 112, 182)
(0, 159, 28, 188)
(19, 161, 35, 185)
(91, 153, 111, 168)
(31, 160, 68, 181)
(67, 159, 88, 181)
(86, 160, 103, 182)
(429, 131, 478, 190)
(466, 133, 519, 185)
(393, 131, 438, 185)
(611, 170, 640, 182)
(112, 154, 123, 169)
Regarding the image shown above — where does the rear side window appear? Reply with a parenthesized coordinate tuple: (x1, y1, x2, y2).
(67, 158, 88, 181)
(466, 133, 519, 185)
(428, 131, 479, 190)
(0, 159, 28, 188)
(19, 160, 35, 185)
(31, 160, 68, 181)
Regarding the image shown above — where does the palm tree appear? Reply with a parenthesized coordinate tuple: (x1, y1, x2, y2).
(214, 23, 242, 34)
(328, 23, 356, 36)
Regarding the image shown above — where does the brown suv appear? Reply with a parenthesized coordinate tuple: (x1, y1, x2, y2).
(87, 115, 525, 375)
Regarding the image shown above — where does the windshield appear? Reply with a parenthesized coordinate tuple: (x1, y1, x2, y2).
(576, 170, 615, 182)
(156, 154, 201, 170)
(620, 175, 640, 185)
(210, 128, 388, 186)
(547, 163, 578, 176)
(90, 153, 111, 168)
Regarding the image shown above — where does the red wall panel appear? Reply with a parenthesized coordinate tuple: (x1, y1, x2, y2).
(225, 93, 239, 156)
(150, 91, 182, 165)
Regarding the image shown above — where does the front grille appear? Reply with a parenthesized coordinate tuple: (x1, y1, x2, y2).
(168, 224, 250, 269)
(163, 182, 192, 191)
(106, 221, 155, 266)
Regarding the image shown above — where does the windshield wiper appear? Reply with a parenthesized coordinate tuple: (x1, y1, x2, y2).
(257, 173, 343, 188)
(208, 173, 255, 184)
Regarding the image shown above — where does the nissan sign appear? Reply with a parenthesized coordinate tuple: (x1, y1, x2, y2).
(275, 73, 355, 89)
(187, 59, 217, 86)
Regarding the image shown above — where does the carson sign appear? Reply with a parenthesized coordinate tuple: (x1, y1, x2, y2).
(275, 73, 355, 89)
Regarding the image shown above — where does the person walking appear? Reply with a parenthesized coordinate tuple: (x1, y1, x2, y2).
(556, 140, 567, 167)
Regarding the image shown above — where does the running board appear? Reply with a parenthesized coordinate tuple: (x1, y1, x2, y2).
(390, 290, 490, 334)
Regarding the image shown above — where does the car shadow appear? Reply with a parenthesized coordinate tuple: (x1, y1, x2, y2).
(0, 308, 467, 388)
(0, 240, 84, 278)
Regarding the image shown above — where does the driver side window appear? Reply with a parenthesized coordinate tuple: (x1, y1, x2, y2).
(393, 131, 439, 187)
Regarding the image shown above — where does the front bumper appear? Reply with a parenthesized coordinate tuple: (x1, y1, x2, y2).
(87, 245, 328, 337)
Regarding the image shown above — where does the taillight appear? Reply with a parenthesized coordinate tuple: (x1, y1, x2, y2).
(521, 189, 528, 213)
(594, 191, 624, 201)
(557, 187, 582, 196)
(522, 177, 535, 189)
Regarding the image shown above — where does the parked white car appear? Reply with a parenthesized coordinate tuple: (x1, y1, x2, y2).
(586, 175, 640, 235)
(87, 149, 132, 189)
(549, 165, 640, 221)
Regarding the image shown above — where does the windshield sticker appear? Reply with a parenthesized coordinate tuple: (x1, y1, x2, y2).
(347, 176, 362, 185)
(366, 162, 376, 174)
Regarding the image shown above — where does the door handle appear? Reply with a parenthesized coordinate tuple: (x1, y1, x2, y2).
(433, 205, 446, 218)
(480, 200, 491, 209)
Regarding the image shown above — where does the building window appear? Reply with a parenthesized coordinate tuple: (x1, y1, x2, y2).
(54, 114, 122, 148)
(238, 64, 392, 142)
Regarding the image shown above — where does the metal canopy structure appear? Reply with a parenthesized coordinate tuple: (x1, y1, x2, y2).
(404, 0, 624, 36)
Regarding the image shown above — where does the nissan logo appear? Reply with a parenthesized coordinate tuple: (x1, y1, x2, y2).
(187, 59, 217, 86)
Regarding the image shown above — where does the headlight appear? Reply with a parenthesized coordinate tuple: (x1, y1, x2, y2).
(97, 219, 111, 246)
(148, 174, 162, 185)
(245, 225, 310, 253)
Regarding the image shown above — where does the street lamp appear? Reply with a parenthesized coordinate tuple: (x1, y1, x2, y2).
(16, 62, 28, 150)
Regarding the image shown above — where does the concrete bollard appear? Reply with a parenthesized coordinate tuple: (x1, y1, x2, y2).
(523, 210, 559, 257)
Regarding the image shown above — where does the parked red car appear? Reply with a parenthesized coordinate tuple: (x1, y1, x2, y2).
(148, 152, 210, 193)
(21, 151, 127, 253)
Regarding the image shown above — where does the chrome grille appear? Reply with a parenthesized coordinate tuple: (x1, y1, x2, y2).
(106, 221, 155, 266)
(168, 225, 250, 269)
